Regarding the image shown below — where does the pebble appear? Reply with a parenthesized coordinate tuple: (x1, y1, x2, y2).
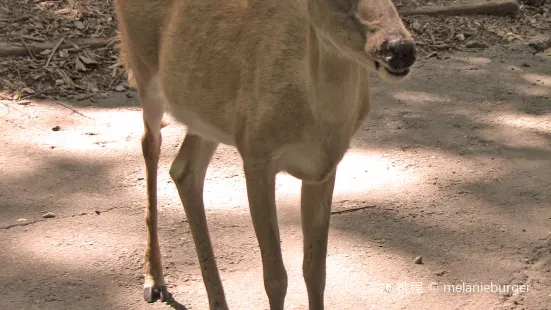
(52, 126, 61, 131)
(412, 21, 423, 32)
(74, 21, 85, 30)
(455, 33, 466, 41)
(115, 84, 126, 92)
(42, 212, 56, 219)
(466, 40, 489, 49)
(414, 256, 423, 264)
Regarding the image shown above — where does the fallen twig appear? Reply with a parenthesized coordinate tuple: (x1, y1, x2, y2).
(53, 100, 95, 120)
(0, 15, 31, 23)
(21, 35, 45, 42)
(45, 37, 65, 67)
(401, 0, 519, 17)
(18, 38, 35, 59)
(0, 38, 110, 57)
(331, 205, 376, 215)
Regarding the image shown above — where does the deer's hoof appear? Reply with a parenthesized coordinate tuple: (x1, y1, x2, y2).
(144, 284, 172, 303)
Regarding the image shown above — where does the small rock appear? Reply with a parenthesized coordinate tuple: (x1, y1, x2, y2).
(52, 126, 61, 131)
(74, 21, 85, 30)
(466, 41, 489, 49)
(523, 258, 530, 264)
(42, 212, 56, 219)
(435, 270, 445, 276)
(115, 84, 126, 92)
(500, 291, 512, 297)
(16, 218, 27, 222)
(414, 256, 423, 264)
(521, 63, 530, 68)
(455, 33, 465, 41)
(412, 21, 423, 32)
(95, 210, 101, 215)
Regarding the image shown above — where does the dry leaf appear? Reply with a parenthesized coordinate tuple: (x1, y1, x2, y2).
(75, 57, 87, 71)
(78, 54, 98, 65)
(54, 7, 72, 15)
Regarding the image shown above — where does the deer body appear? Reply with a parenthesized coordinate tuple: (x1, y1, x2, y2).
(114, 0, 415, 309)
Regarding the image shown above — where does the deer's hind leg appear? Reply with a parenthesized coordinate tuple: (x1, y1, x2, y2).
(169, 133, 228, 310)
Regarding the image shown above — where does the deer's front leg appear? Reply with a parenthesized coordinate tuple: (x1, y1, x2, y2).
(141, 121, 171, 303)
(243, 161, 288, 310)
(301, 172, 336, 310)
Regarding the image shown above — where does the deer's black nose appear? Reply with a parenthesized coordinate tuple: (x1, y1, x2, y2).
(379, 39, 416, 71)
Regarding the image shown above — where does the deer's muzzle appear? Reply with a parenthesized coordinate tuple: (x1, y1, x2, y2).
(377, 38, 416, 72)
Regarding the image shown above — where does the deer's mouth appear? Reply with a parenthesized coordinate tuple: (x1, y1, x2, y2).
(374, 60, 410, 77)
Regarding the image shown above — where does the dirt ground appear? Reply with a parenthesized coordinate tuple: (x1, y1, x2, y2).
(1, 1, 551, 310)
(1, 44, 550, 310)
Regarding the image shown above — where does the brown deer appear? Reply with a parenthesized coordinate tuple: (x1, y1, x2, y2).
(113, 0, 416, 309)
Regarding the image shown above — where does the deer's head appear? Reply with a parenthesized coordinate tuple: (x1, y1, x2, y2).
(308, 0, 416, 82)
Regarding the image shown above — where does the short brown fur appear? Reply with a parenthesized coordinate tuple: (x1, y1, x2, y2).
(114, 0, 415, 309)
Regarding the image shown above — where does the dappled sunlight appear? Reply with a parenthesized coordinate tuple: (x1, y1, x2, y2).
(1, 106, 145, 154)
(451, 56, 493, 66)
(464, 57, 493, 66)
(478, 127, 551, 150)
(275, 150, 422, 198)
(510, 83, 551, 98)
(433, 55, 493, 75)
(6, 219, 143, 270)
(1, 152, 41, 176)
(336, 150, 422, 195)
(475, 111, 551, 150)
(521, 73, 551, 87)
(393, 91, 451, 104)
(164, 149, 425, 212)
(494, 112, 551, 133)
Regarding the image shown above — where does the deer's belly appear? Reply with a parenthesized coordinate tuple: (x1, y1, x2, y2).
(168, 103, 236, 146)
(150, 73, 236, 146)
(274, 142, 348, 183)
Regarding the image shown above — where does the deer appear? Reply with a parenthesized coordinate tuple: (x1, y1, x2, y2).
(113, 0, 416, 309)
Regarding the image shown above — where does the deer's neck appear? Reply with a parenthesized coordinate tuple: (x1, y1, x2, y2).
(306, 25, 362, 125)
